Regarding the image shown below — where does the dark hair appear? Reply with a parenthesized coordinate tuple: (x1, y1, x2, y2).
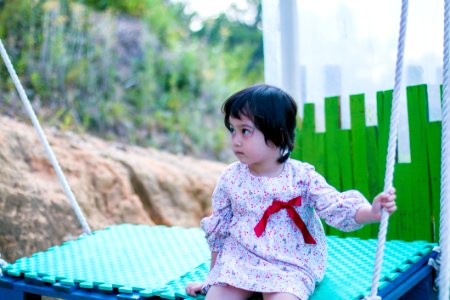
(222, 84, 298, 163)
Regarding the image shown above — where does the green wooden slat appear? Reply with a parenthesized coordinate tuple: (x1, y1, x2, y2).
(393, 163, 414, 241)
(350, 93, 371, 239)
(427, 121, 441, 242)
(366, 125, 382, 238)
(377, 90, 392, 190)
(350, 94, 370, 197)
(313, 134, 326, 176)
(324, 96, 343, 237)
(406, 85, 432, 241)
(300, 103, 317, 165)
(338, 130, 353, 191)
(366, 126, 380, 199)
(298, 103, 326, 175)
(293, 112, 304, 160)
(324, 96, 342, 188)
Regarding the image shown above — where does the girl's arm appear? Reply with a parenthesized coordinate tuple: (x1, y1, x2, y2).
(355, 188, 397, 225)
(185, 251, 218, 296)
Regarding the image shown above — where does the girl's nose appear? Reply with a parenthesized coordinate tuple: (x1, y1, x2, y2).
(232, 135, 242, 147)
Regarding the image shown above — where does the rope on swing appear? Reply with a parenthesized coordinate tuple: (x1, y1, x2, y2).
(0, 39, 92, 235)
(439, 0, 450, 298)
(365, 0, 409, 299)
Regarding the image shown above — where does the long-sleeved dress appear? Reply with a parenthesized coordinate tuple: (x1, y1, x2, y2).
(201, 159, 369, 299)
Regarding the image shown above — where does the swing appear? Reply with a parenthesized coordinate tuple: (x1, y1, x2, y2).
(0, 0, 448, 299)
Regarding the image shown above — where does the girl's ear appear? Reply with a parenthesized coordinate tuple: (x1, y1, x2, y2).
(278, 146, 290, 163)
(280, 147, 289, 156)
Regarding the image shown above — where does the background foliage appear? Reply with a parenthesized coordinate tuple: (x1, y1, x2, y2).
(0, 0, 263, 162)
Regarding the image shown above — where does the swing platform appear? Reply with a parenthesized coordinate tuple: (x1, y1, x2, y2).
(0, 224, 436, 300)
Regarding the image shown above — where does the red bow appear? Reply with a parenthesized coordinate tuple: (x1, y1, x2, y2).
(254, 196, 316, 244)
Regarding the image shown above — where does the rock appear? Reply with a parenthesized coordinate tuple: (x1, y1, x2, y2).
(0, 116, 226, 262)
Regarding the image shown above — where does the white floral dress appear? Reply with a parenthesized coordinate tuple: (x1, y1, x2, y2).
(201, 159, 369, 299)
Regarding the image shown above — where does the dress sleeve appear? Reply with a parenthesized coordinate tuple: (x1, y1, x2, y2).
(200, 171, 233, 252)
(302, 163, 370, 232)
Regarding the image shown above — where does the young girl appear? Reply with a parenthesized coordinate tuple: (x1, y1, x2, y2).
(186, 84, 397, 300)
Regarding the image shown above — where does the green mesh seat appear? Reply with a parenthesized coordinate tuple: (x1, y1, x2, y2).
(0, 224, 435, 299)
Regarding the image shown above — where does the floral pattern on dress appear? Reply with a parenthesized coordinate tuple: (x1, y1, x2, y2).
(201, 159, 369, 299)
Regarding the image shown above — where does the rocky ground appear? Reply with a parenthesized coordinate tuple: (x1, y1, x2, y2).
(0, 116, 226, 262)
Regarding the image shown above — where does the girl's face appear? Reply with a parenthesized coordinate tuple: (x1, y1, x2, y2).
(228, 115, 282, 176)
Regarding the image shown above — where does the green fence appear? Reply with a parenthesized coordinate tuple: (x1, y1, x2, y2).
(292, 84, 441, 243)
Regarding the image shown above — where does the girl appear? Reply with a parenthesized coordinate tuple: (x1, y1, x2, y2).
(186, 84, 397, 300)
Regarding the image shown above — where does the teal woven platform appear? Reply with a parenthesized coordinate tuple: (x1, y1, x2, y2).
(0, 224, 435, 299)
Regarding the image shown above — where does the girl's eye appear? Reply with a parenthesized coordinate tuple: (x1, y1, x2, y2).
(242, 128, 251, 136)
(229, 127, 235, 134)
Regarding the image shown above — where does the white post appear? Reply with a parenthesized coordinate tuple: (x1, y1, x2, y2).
(279, 0, 301, 108)
(262, 0, 281, 87)
(262, 0, 302, 111)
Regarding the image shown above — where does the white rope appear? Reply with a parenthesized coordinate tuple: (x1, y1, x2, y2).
(365, 0, 409, 299)
(439, 0, 450, 298)
(0, 39, 91, 235)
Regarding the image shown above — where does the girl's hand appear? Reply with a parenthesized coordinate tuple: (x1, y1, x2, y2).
(186, 282, 204, 296)
(371, 187, 397, 220)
